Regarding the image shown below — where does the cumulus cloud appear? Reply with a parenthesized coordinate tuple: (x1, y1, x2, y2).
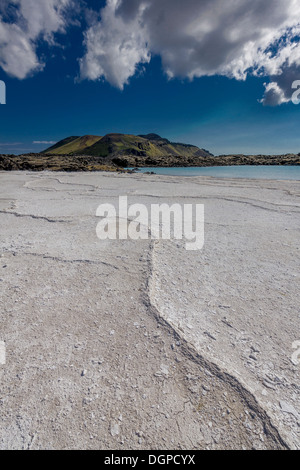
(0, 0, 74, 79)
(80, 0, 300, 103)
(260, 82, 290, 106)
(79, 0, 150, 89)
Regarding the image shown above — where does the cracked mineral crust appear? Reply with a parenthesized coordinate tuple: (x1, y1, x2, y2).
(0, 171, 299, 450)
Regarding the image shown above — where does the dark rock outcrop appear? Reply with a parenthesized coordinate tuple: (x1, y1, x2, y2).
(0, 154, 119, 172)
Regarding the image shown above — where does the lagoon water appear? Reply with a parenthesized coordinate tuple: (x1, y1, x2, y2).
(132, 165, 300, 180)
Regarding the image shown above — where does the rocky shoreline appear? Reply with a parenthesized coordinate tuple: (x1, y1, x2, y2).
(112, 153, 300, 168)
(0, 152, 299, 171)
(0, 154, 119, 172)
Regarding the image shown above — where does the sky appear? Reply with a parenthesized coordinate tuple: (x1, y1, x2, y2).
(0, 0, 300, 156)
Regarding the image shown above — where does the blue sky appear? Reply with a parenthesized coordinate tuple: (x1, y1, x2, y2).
(0, 0, 300, 156)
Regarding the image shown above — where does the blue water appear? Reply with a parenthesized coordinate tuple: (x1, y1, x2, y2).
(130, 165, 300, 180)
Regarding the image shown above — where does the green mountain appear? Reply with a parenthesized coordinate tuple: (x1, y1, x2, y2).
(44, 135, 103, 155)
(43, 136, 80, 154)
(44, 133, 213, 160)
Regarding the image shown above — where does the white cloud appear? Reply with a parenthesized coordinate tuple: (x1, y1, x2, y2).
(33, 141, 56, 144)
(80, 0, 300, 103)
(260, 82, 290, 106)
(79, 0, 150, 89)
(0, 142, 23, 146)
(0, 0, 73, 79)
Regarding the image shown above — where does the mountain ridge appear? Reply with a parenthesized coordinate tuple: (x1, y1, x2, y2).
(43, 133, 214, 163)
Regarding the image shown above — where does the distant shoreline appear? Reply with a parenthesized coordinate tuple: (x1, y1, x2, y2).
(127, 165, 300, 181)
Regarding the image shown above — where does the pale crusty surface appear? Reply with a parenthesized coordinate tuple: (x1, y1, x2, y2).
(0, 171, 299, 450)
